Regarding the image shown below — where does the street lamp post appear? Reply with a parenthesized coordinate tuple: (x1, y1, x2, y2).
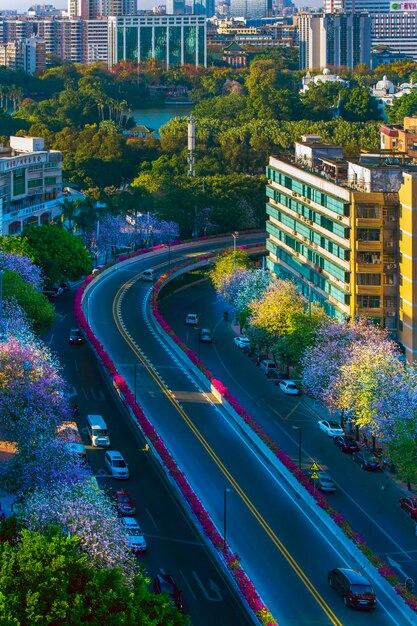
(292, 425, 302, 471)
(223, 488, 231, 549)
(232, 231, 239, 272)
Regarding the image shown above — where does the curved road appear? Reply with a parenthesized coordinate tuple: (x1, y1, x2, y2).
(84, 237, 411, 626)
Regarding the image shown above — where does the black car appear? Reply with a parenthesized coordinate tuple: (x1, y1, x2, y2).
(334, 435, 359, 454)
(153, 574, 184, 612)
(352, 449, 381, 471)
(69, 328, 83, 345)
(328, 568, 376, 610)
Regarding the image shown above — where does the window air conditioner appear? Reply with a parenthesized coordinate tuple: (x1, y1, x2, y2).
(386, 311, 396, 317)
(386, 241, 394, 248)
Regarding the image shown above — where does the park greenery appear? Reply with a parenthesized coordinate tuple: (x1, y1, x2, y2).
(212, 249, 417, 486)
(2, 56, 417, 236)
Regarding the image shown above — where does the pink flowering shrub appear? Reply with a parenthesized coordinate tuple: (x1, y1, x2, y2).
(75, 242, 278, 626)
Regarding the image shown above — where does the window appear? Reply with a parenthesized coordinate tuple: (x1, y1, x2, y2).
(13, 169, 25, 196)
(357, 274, 381, 286)
(357, 295, 380, 308)
(357, 252, 380, 264)
(357, 228, 380, 241)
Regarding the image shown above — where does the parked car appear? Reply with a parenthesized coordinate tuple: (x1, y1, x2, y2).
(120, 517, 147, 553)
(234, 336, 251, 349)
(328, 568, 376, 610)
(259, 359, 277, 374)
(153, 574, 184, 612)
(318, 420, 344, 438)
(105, 450, 130, 479)
(112, 488, 136, 516)
(267, 370, 286, 385)
(333, 435, 359, 454)
(185, 313, 199, 325)
(399, 497, 417, 519)
(278, 380, 300, 395)
(352, 449, 381, 471)
(200, 328, 212, 343)
(69, 328, 83, 345)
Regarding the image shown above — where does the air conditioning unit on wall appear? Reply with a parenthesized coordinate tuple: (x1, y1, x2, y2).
(386, 311, 396, 317)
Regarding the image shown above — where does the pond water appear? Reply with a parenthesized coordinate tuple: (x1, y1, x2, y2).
(132, 104, 193, 136)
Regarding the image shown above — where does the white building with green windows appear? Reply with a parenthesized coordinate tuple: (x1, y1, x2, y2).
(0, 136, 63, 236)
(108, 15, 207, 68)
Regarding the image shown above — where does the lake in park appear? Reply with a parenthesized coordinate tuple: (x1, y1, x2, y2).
(132, 104, 193, 136)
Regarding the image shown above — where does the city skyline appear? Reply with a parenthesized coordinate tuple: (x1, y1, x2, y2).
(0, 0, 322, 13)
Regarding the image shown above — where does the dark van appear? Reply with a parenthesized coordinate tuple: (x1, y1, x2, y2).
(328, 568, 376, 610)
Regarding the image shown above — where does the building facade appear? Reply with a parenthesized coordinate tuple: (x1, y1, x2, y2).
(266, 135, 404, 339)
(0, 136, 63, 237)
(230, 0, 272, 19)
(108, 15, 207, 67)
(297, 12, 371, 69)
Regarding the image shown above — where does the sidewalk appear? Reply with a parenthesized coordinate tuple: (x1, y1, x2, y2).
(229, 318, 414, 498)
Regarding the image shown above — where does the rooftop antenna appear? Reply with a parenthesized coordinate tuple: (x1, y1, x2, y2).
(187, 116, 195, 177)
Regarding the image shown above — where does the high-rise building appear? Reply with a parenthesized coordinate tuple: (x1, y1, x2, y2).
(165, 0, 186, 14)
(108, 15, 206, 67)
(230, 0, 272, 19)
(0, 36, 45, 74)
(265, 134, 417, 361)
(100, 0, 136, 16)
(297, 12, 371, 69)
(323, 0, 417, 62)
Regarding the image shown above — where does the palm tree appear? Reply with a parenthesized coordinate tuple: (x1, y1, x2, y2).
(60, 198, 81, 232)
(74, 195, 101, 235)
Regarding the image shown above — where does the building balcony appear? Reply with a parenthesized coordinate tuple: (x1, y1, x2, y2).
(355, 217, 383, 227)
(356, 262, 382, 273)
(355, 285, 383, 296)
(356, 240, 382, 251)
(357, 307, 384, 317)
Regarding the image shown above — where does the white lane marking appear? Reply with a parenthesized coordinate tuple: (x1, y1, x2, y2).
(145, 508, 160, 532)
(192, 572, 223, 602)
(179, 569, 197, 600)
(141, 292, 405, 624)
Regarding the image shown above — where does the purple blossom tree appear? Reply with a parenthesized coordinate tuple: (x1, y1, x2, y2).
(217, 269, 271, 326)
(23, 480, 138, 576)
(0, 250, 43, 290)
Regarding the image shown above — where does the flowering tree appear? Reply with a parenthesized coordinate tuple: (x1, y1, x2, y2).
(210, 248, 253, 291)
(0, 337, 68, 434)
(1, 298, 34, 342)
(217, 268, 271, 327)
(22, 480, 137, 575)
(0, 250, 43, 290)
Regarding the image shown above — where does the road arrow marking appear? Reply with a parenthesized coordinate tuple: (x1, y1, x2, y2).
(387, 555, 409, 579)
(192, 572, 222, 601)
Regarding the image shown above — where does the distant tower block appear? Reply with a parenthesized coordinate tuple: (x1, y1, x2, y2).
(187, 116, 195, 177)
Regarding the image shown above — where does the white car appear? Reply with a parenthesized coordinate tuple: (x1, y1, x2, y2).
(105, 450, 130, 479)
(234, 336, 250, 349)
(259, 359, 277, 374)
(185, 313, 199, 325)
(120, 517, 147, 553)
(278, 380, 300, 395)
(318, 420, 344, 438)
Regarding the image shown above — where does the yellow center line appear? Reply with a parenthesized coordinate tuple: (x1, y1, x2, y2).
(111, 274, 343, 626)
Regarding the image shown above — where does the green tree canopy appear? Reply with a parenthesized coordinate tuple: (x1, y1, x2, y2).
(21, 224, 92, 286)
(210, 248, 253, 290)
(2, 270, 55, 334)
(0, 526, 189, 625)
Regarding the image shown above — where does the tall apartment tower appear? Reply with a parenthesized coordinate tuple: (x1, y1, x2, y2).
(99, 0, 136, 16)
(298, 12, 371, 70)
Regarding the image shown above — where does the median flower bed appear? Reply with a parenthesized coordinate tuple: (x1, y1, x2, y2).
(149, 250, 417, 616)
(75, 243, 276, 626)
